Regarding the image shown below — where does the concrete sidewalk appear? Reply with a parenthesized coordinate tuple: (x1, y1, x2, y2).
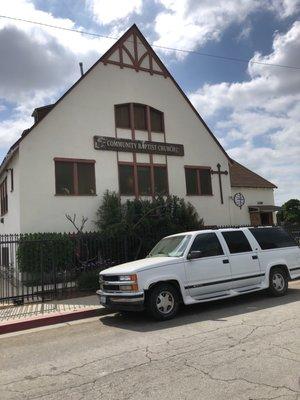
(0, 295, 108, 334)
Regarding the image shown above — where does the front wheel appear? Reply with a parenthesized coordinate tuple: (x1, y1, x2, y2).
(268, 267, 288, 296)
(146, 283, 180, 321)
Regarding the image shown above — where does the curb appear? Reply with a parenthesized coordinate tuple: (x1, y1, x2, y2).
(0, 307, 107, 335)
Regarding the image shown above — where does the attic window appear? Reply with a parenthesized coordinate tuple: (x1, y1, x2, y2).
(150, 108, 164, 132)
(115, 104, 130, 129)
(115, 103, 164, 132)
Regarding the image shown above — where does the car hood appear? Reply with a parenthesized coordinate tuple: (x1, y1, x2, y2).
(100, 256, 180, 275)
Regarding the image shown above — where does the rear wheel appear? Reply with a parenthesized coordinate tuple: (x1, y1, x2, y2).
(268, 267, 288, 296)
(146, 283, 180, 321)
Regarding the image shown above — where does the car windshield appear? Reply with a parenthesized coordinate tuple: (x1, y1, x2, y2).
(148, 235, 191, 258)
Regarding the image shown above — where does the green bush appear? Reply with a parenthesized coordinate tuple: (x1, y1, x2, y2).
(77, 269, 101, 291)
(17, 232, 75, 274)
(95, 191, 203, 258)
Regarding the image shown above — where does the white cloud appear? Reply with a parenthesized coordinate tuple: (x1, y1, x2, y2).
(0, 0, 124, 150)
(87, 0, 142, 25)
(189, 22, 300, 205)
(153, 0, 300, 59)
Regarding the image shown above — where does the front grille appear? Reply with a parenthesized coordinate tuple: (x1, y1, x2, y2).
(103, 284, 120, 291)
(101, 275, 119, 282)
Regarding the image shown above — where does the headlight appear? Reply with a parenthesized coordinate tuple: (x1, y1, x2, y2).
(119, 274, 138, 291)
(119, 275, 133, 281)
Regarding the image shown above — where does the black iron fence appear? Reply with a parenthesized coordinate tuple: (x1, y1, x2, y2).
(0, 225, 299, 306)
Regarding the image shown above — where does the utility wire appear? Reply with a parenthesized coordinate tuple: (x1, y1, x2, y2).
(1, 14, 300, 71)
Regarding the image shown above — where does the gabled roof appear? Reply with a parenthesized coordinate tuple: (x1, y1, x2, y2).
(0, 24, 230, 175)
(230, 160, 277, 189)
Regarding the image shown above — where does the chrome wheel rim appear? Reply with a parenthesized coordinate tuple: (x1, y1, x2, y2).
(156, 291, 174, 314)
(272, 273, 285, 292)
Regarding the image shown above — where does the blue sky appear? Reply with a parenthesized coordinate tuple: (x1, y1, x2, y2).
(0, 0, 299, 205)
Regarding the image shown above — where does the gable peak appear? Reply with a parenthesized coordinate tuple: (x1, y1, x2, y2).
(101, 24, 169, 78)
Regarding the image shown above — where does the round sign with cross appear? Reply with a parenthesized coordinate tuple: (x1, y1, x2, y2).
(233, 192, 245, 209)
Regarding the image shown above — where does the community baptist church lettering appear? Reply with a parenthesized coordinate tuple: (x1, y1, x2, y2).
(94, 136, 184, 156)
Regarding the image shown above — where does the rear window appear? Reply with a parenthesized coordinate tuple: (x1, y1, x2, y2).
(249, 227, 297, 250)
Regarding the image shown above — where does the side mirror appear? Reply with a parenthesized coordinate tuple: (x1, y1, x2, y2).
(187, 250, 202, 260)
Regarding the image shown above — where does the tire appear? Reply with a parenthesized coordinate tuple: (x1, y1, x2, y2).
(146, 283, 180, 321)
(268, 267, 288, 296)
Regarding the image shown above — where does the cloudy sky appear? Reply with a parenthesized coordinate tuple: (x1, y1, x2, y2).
(0, 0, 300, 205)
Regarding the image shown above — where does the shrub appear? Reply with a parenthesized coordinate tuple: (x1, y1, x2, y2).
(17, 232, 75, 274)
(77, 269, 101, 291)
(95, 191, 203, 258)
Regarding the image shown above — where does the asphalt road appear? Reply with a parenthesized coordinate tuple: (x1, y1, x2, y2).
(1, 282, 300, 400)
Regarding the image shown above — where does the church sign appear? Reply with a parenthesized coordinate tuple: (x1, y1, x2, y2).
(94, 136, 184, 156)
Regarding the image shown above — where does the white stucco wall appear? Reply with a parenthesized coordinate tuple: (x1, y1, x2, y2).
(229, 187, 275, 225)
(0, 151, 21, 234)
(15, 63, 233, 233)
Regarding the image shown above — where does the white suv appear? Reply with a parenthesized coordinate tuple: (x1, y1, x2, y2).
(97, 227, 300, 320)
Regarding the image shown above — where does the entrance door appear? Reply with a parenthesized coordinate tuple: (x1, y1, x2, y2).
(260, 212, 273, 225)
(185, 232, 232, 298)
(221, 230, 263, 289)
(250, 212, 261, 226)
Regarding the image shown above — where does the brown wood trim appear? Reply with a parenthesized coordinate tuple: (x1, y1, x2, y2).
(122, 45, 136, 66)
(54, 157, 96, 163)
(137, 51, 148, 67)
(184, 165, 211, 170)
(10, 169, 13, 192)
(133, 32, 138, 69)
(104, 59, 166, 76)
(118, 46, 123, 68)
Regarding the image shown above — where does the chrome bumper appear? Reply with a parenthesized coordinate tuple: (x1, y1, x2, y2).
(96, 290, 145, 311)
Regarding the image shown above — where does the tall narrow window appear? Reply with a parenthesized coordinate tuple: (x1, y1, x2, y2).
(137, 166, 151, 195)
(199, 169, 212, 195)
(0, 178, 8, 215)
(185, 167, 212, 196)
(55, 159, 96, 195)
(119, 164, 135, 195)
(150, 108, 164, 132)
(134, 104, 147, 130)
(115, 104, 130, 129)
(154, 166, 168, 195)
(185, 168, 198, 195)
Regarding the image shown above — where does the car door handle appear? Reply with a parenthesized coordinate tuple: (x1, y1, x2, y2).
(252, 255, 258, 260)
(223, 259, 229, 264)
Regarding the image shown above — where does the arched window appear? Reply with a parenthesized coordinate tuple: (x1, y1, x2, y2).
(115, 103, 164, 132)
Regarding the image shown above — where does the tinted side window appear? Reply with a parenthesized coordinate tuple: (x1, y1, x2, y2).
(222, 231, 252, 253)
(190, 233, 224, 257)
(249, 228, 297, 249)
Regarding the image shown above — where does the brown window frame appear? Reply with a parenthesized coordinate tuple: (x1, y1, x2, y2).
(115, 103, 165, 133)
(185, 166, 213, 196)
(0, 177, 8, 216)
(54, 158, 96, 196)
(150, 107, 164, 133)
(118, 162, 169, 197)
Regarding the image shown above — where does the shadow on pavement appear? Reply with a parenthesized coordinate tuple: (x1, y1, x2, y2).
(100, 284, 300, 332)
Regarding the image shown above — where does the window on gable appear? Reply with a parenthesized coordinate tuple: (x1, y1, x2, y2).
(150, 108, 164, 132)
(0, 177, 8, 215)
(55, 159, 96, 196)
(115, 104, 130, 129)
(134, 104, 147, 130)
(185, 167, 212, 196)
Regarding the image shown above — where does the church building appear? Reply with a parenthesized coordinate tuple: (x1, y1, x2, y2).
(0, 25, 279, 234)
